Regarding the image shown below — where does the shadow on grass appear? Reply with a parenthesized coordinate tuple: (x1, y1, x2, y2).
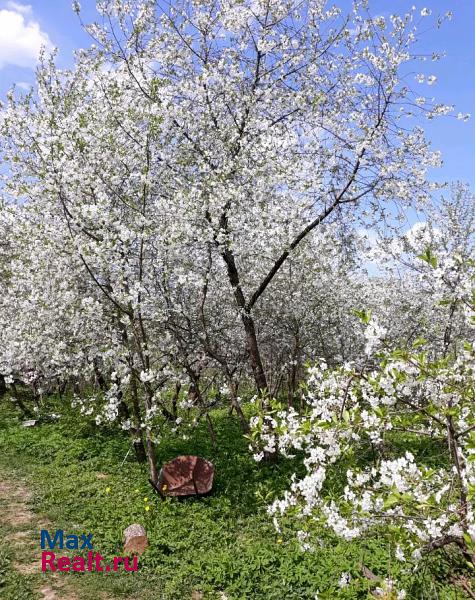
(0, 397, 306, 518)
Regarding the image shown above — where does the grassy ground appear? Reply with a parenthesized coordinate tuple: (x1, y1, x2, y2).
(0, 399, 471, 599)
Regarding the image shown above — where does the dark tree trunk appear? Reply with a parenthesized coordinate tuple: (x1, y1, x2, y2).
(241, 312, 268, 392)
(9, 383, 34, 418)
(221, 245, 276, 458)
(57, 379, 67, 400)
(188, 376, 218, 449)
(171, 382, 181, 418)
(145, 432, 159, 483)
(129, 376, 147, 464)
(220, 245, 268, 392)
(93, 358, 108, 390)
(15, 396, 34, 419)
(132, 436, 147, 463)
(226, 376, 249, 433)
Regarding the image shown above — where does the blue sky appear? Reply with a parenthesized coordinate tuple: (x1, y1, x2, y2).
(0, 0, 474, 189)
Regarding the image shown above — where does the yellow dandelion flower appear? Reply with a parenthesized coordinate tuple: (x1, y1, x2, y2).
(277, 538, 283, 544)
(145, 505, 150, 511)
(105, 487, 111, 493)
(144, 497, 149, 502)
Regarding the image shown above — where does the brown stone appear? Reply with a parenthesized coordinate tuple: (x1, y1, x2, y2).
(123, 524, 148, 555)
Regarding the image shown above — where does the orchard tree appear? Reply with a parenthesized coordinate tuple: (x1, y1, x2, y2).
(74, 0, 453, 397)
(0, 53, 181, 481)
(252, 252, 475, 573)
(368, 182, 475, 356)
(0, 0, 464, 476)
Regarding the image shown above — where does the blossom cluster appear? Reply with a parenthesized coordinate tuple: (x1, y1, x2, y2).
(253, 254, 475, 568)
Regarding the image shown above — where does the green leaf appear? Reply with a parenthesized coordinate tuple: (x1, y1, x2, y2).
(417, 247, 438, 268)
(353, 308, 372, 324)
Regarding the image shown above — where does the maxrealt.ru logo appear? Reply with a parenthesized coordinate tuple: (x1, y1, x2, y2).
(40, 530, 138, 572)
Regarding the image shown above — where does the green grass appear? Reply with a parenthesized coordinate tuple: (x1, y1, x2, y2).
(0, 543, 36, 600)
(0, 399, 471, 599)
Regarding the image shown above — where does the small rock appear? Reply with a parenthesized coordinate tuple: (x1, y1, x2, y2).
(123, 524, 148, 555)
(22, 420, 37, 427)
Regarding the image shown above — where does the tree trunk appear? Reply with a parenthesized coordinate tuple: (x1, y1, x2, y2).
(145, 431, 159, 483)
(142, 383, 159, 483)
(220, 245, 268, 392)
(171, 382, 181, 418)
(189, 377, 218, 449)
(132, 435, 147, 463)
(14, 395, 34, 418)
(226, 376, 249, 433)
(129, 376, 147, 463)
(9, 383, 34, 418)
(241, 312, 268, 392)
(93, 358, 108, 390)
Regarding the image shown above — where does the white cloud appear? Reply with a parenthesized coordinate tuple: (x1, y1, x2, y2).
(0, 3, 51, 69)
(15, 81, 31, 90)
(5, 1, 32, 15)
